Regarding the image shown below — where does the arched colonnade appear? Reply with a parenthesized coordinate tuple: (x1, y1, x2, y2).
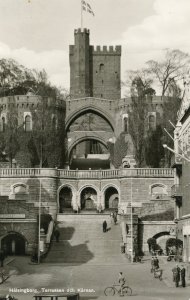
(57, 183, 120, 213)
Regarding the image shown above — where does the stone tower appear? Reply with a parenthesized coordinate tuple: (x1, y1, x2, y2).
(69, 28, 121, 100)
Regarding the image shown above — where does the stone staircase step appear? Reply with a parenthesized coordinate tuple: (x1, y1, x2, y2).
(45, 214, 124, 264)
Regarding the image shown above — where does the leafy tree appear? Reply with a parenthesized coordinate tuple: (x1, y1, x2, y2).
(108, 133, 128, 168)
(0, 58, 67, 167)
(128, 76, 155, 167)
(0, 58, 35, 96)
(145, 125, 165, 167)
(28, 97, 65, 168)
(0, 102, 22, 166)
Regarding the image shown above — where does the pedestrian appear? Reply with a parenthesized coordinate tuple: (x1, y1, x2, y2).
(103, 220, 107, 232)
(172, 264, 181, 287)
(154, 256, 159, 270)
(110, 212, 113, 223)
(0, 249, 5, 267)
(181, 265, 186, 287)
(151, 257, 155, 273)
(113, 211, 117, 225)
(54, 228, 60, 242)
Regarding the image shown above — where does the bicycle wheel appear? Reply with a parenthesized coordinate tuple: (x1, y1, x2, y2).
(123, 286, 132, 296)
(104, 287, 115, 296)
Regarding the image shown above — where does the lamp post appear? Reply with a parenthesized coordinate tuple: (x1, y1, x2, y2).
(163, 144, 190, 163)
(131, 177, 133, 263)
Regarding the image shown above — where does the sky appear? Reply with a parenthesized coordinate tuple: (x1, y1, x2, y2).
(0, 0, 190, 95)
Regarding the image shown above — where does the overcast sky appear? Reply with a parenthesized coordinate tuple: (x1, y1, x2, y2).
(0, 0, 190, 95)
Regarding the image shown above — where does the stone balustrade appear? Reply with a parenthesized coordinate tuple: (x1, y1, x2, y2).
(0, 168, 174, 179)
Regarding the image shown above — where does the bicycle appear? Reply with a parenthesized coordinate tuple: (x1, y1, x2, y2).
(104, 284, 132, 296)
(153, 268, 163, 281)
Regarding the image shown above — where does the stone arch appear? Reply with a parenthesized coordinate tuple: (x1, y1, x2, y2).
(79, 184, 99, 210)
(102, 184, 120, 209)
(1, 231, 28, 255)
(152, 231, 170, 252)
(57, 184, 77, 213)
(68, 136, 108, 158)
(66, 106, 115, 132)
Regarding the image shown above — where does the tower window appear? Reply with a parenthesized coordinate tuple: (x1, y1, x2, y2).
(99, 64, 104, 72)
(25, 115, 32, 132)
(148, 114, 156, 130)
(102, 80, 104, 84)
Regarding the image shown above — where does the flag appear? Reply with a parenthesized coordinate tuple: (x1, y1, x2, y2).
(82, 0, 95, 16)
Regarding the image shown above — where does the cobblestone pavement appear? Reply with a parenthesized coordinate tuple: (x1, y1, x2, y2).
(0, 255, 190, 300)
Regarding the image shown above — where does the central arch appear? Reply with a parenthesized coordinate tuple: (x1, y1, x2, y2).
(66, 106, 115, 132)
(79, 185, 99, 210)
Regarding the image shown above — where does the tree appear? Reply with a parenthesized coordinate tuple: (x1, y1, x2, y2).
(0, 102, 22, 167)
(128, 76, 155, 167)
(0, 58, 35, 96)
(108, 133, 129, 168)
(145, 125, 165, 167)
(0, 58, 67, 167)
(28, 97, 65, 168)
(147, 49, 190, 98)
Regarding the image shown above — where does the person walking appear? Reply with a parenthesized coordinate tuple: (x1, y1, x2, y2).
(151, 257, 155, 273)
(113, 212, 117, 225)
(181, 265, 186, 287)
(103, 220, 107, 232)
(154, 256, 159, 270)
(172, 264, 181, 287)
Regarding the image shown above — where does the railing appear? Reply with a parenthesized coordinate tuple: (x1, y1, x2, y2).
(0, 168, 174, 179)
(0, 168, 57, 177)
(171, 184, 182, 197)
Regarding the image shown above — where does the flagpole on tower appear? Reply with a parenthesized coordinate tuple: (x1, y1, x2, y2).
(81, 0, 83, 30)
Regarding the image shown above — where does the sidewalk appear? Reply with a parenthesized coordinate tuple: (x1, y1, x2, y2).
(159, 256, 190, 288)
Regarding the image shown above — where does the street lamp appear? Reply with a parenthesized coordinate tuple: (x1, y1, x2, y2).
(130, 178, 133, 263)
(163, 144, 190, 163)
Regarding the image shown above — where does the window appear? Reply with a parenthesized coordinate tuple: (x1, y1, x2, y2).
(150, 184, 167, 199)
(25, 115, 32, 132)
(148, 114, 156, 130)
(99, 64, 104, 72)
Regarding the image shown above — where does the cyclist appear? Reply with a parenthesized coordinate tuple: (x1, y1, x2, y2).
(118, 271, 126, 296)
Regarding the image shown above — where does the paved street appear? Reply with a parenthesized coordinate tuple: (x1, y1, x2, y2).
(1, 256, 190, 300)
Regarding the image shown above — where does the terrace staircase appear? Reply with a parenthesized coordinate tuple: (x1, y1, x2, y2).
(44, 214, 125, 265)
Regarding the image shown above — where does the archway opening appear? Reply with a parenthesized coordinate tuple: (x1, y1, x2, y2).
(80, 187, 97, 210)
(104, 187, 119, 209)
(1, 232, 26, 255)
(70, 139, 110, 170)
(152, 231, 170, 254)
(59, 186, 73, 213)
(66, 110, 114, 133)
